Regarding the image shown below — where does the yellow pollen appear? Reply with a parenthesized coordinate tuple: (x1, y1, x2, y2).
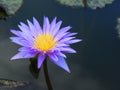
(34, 33, 56, 51)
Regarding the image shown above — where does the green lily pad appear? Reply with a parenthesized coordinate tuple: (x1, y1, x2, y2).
(87, 0, 114, 9)
(56, 0, 115, 9)
(0, 0, 23, 19)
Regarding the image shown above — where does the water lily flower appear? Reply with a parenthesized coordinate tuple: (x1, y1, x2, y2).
(10, 16, 81, 73)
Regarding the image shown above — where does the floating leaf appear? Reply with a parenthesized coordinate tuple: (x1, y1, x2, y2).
(116, 18, 120, 38)
(29, 57, 41, 79)
(56, 0, 115, 9)
(0, 78, 29, 88)
(56, 0, 84, 8)
(0, 0, 23, 19)
(87, 0, 114, 9)
(0, 0, 23, 15)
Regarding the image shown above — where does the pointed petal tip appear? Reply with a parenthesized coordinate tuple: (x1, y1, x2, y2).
(50, 56, 71, 73)
(27, 19, 30, 23)
(52, 17, 57, 22)
(59, 20, 62, 24)
(43, 16, 46, 20)
(45, 16, 49, 20)
(79, 39, 82, 42)
(10, 58, 14, 61)
(10, 29, 15, 32)
(66, 69, 71, 73)
(19, 22, 25, 25)
(33, 16, 36, 19)
(60, 47, 77, 53)
(71, 50, 76, 53)
(63, 64, 71, 73)
(74, 39, 82, 43)
(10, 57, 18, 60)
(33, 17, 37, 22)
(27, 19, 33, 25)
(9, 37, 14, 40)
(68, 26, 72, 29)
(66, 39, 82, 44)
(37, 64, 41, 69)
(33, 17, 37, 21)
(18, 24, 21, 28)
(10, 54, 20, 60)
(53, 17, 57, 20)
(10, 29, 18, 35)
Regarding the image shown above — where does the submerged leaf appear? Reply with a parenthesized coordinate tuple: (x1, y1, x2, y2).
(29, 57, 41, 79)
(116, 18, 120, 38)
(56, 0, 115, 9)
(0, 78, 29, 88)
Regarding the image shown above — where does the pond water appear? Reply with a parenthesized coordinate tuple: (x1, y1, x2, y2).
(0, 0, 120, 90)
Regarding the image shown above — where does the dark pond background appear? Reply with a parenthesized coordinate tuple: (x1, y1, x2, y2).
(0, 0, 120, 90)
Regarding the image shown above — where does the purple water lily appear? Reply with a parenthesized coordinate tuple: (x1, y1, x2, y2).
(10, 16, 81, 73)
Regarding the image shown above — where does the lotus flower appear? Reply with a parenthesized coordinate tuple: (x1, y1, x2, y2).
(10, 16, 81, 73)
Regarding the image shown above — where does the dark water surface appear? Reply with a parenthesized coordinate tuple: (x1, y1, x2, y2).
(0, 0, 120, 90)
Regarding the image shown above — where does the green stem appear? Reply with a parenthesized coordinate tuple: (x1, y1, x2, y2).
(43, 59, 53, 90)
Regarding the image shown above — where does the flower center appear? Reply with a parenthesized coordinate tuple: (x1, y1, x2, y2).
(34, 33, 56, 51)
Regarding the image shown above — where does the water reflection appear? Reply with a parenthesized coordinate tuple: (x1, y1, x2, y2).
(0, 39, 107, 90)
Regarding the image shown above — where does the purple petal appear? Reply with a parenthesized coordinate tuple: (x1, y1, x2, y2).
(49, 17, 57, 32)
(66, 39, 82, 44)
(11, 51, 36, 60)
(48, 53, 58, 61)
(55, 32, 69, 41)
(50, 56, 70, 73)
(18, 47, 38, 52)
(18, 47, 31, 51)
(58, 37, 75, 43)
(59, 47, 76, 53)
(20, 22, 29, 30)
(20, 33, 34, 43)
(55, 43, 69, 48)
(10, 37, 26, 46)
(18, 25, 28, 32)
(54, 51, 66, 58)
(59, 26, 71, 33)
(10, 26, 34, 45)
(37, 54, 46, 69)
(54, 26, 71, 39)
(18, 25, 34, 41)
(51, 21, 62, 37)
(33, 17, 42, 34)
(43, 16, 50, 33)
(65, 32, 77, 37)
(27, 19, 38, 36)
(10, 37, 32, 47)
(10, 29, 22, 36)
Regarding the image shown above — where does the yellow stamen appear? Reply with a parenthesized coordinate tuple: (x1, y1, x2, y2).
(34, 33, 56, 51)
